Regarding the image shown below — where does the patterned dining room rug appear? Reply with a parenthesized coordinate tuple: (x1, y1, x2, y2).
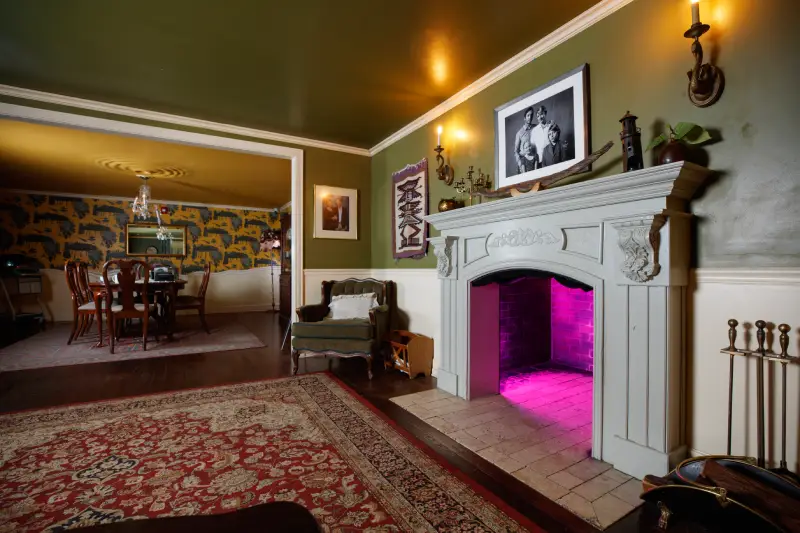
(0, 319, 265, 372)
(0, 373, 542, 532)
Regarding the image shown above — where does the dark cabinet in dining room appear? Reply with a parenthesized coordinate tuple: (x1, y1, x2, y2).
(279, 213, 291, 325)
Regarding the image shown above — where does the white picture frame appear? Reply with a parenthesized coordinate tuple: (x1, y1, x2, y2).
(495, 64, 590, 189)
(313, 185, 358, 240)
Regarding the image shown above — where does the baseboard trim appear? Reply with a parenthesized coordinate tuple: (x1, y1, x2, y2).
(207, 304, 272, 314)
(693, 268, 800, 286)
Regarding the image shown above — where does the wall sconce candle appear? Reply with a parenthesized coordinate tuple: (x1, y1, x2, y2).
(434, 126, 454, 185)
(684, 0, 724, 107)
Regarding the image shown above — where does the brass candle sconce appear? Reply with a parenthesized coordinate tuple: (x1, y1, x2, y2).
(434, 126, 454, 185)
(685, 0, 724, 107)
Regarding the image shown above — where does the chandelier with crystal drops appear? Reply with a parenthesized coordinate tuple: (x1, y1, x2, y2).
(131, 175, 152, 220)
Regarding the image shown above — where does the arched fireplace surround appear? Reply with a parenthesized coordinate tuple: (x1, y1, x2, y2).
(425, 162, 709, 479)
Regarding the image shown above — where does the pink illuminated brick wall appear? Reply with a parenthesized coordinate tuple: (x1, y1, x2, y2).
(550, 278, 594, 372)
(498, 278, 550, 374)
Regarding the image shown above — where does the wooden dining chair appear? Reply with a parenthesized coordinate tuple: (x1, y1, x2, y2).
(65, 261, 105, 344)
(102, 259, 160, 353)
(173, 263, 211, 334)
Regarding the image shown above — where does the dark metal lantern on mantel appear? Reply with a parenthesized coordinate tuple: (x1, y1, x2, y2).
(619, 112, 644, 172)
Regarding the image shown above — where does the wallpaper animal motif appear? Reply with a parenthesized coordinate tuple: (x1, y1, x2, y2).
(0, 192, 280, 273)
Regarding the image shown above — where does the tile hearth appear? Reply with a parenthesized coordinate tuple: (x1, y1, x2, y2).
(391, 368, 642, 529)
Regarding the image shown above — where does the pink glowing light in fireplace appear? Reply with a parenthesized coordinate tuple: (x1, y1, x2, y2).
(498, 277, 594, 398)
(550, 278, 594, 372)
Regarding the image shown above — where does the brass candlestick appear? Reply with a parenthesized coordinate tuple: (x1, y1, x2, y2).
(454, 166, 491, 206)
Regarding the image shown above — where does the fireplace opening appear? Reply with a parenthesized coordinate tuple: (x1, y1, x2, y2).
(470, 269, 594, 446)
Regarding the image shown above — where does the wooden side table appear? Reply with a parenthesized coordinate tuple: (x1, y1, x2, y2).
(385, 330, 434, 378)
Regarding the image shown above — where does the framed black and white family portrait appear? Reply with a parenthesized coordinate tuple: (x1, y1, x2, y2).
(314, 185, 358, 240)
(494, 64, 589, 189)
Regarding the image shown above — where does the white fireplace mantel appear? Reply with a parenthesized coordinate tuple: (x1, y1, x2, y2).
(425, 162, 711, 479)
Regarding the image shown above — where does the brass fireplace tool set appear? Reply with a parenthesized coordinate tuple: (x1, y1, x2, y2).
(720, 319, 798, 473)
(639, 319, 799, 532)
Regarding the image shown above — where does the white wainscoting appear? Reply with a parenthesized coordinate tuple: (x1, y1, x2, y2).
(688, 268, 800, 471)
(305, 267, 800, 471)
(18, 266, 280, 323)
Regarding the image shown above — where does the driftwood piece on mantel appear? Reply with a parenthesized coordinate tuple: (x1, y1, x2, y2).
(479, 140, 614, 199)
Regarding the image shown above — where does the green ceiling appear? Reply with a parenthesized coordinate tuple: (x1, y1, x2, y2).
(0, 0, 599, 148)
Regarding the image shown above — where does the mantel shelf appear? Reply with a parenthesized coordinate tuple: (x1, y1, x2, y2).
(425, 161, 711, 231)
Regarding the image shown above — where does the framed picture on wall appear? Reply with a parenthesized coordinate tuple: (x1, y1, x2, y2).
(494, 64, 589, 189)
(392, 158, 428, 259)
(313, 185, 358, 240)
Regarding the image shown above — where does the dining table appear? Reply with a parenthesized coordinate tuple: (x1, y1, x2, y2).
(89, 278, 188, 347)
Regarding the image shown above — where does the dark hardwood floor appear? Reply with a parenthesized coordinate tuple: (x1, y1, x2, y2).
(0, 313, 667, 533)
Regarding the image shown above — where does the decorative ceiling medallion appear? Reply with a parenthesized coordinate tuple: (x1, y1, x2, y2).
(487, 228, 559, 248)
(94, 158, 189, 179)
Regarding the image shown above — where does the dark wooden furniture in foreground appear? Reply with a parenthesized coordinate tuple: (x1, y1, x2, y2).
(172, 263, 211, 333)
(291, 278, 394, 379)
(75, 501, 320, 533)
(385, 329, 434, 378)
(102, 260, 160, 353)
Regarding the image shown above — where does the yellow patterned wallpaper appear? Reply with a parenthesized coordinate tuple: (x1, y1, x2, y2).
(0, 192, 280, 273)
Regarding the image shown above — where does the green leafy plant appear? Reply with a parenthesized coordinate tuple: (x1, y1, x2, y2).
(646, 122, 712, 151)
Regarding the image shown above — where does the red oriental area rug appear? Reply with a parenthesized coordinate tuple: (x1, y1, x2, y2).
(0, 374, 541, 532)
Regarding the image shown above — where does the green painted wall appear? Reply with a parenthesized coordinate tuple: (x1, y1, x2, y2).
(0, 95, 372, 270)
(372, 0, 800, 269)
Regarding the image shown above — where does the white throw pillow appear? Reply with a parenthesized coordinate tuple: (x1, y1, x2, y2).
(327, 292, 378, 320)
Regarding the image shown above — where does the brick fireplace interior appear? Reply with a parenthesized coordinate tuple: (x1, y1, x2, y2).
(472, 271, 594, 440)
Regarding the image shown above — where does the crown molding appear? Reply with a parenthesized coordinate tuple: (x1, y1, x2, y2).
(0, 0, 634, 159)
(1, 188, 279, 213)
(368, 0, 636, 155)
(0, 84, 371, 157)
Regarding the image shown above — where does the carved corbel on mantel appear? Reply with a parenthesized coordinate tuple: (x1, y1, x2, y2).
(429, 236, 458, 280)
(611, 215, 667, 283)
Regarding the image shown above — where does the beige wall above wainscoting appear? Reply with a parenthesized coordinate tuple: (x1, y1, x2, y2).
(16, 266, 280, 324)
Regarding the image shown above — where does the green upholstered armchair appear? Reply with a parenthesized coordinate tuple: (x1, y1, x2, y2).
(291, 278, 394, 379)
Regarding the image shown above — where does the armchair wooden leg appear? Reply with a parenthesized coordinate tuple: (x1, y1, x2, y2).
(366, 355, 373, 380)
(109, 315, 115, 355)
(96, 309, 103, 347)
(291, 350, 300, 376)
(199, 306, 210, 334)
(68, 314, 79, 345)
(142, 314, 148, 352)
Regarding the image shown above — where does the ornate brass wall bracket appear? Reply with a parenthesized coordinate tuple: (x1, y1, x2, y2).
(685, 22, 724, 107)
(434, 145, 454, 185)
